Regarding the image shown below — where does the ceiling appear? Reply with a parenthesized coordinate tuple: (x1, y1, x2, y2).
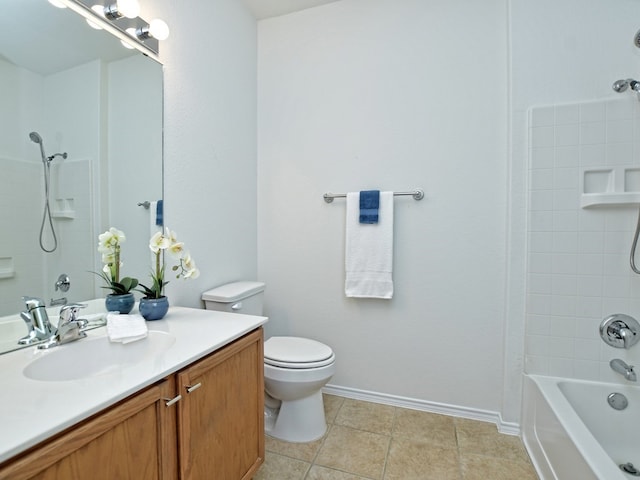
(242, 0, 341, 19)
(4, 0, 342, 76)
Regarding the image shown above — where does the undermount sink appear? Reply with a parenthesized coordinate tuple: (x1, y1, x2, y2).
(23, 331, 176, 381)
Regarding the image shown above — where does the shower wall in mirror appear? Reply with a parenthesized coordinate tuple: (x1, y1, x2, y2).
(0, 0, 163, 317)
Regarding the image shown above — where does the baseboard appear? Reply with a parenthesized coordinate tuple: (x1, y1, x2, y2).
(322, 384, 520, 436)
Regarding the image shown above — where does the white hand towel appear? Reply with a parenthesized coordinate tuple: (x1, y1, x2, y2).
(345, 191, 394, 299)
(106, 313, 148, 344)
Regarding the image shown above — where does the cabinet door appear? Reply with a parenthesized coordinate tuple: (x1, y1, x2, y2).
(177, 328, 264, 480)
(0, 378, 178, 480)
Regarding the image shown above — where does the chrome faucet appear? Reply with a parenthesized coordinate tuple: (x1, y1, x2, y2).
(50, 297, 68, 307)
(600, 314, 640, 349)
(39, 303, 88, 349)
(18, 296, 55, 345)
(610, 358, 637, 381)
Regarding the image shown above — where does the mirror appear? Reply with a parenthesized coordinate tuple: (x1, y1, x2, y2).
(0, 1, 163, 329)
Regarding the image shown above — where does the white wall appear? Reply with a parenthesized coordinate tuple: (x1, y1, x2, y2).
(257, 0, 510, 420)
(511, 0, 640, 383)
(148, 0, 258, 306)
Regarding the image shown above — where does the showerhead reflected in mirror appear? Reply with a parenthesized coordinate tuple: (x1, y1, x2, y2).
(0, 0, 163, 350)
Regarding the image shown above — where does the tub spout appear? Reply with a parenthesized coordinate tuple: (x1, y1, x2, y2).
(610, 358, 637, 381)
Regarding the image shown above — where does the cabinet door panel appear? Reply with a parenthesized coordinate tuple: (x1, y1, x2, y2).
(178, 329, 264, 480)
(0, 379, 177, 480)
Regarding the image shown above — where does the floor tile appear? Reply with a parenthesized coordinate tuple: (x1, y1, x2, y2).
(392, 408, 457, 448)
(459, 453, 539, 480)
(265, 431, 325, 463)
(334, 398, 395, 435)
(324, 394, 345, 424)
(255, 396, 539, 480)
(315, 425, 390, 479)
(454, 418, 530, 463)
(253, 451, 310, 480)
(384, 437, 461, 480)
(307, 465, 375, 480)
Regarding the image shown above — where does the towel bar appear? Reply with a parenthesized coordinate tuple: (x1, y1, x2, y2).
(323, 189, 424, 203)
(137, 201, 151, 209)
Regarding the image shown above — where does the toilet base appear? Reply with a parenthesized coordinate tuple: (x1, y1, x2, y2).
(264, 390, 327, 443)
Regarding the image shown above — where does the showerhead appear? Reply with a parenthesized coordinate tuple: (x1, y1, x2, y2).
(29, 131, 42, 144)
(29, 131, 46, 161)
(613, 79, 630, 92)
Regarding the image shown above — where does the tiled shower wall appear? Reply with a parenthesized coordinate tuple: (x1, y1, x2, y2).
(526, 98, 640, 381)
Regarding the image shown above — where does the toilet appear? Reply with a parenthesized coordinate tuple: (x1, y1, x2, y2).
(202, 281, 336, 443)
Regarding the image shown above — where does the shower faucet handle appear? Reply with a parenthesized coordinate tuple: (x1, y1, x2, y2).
(600, 314, 640, 349)
(55, 273, 70, 292)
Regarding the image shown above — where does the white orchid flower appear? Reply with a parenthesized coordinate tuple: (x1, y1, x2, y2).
(168, 241, 185, 257)
(149, 231, 170, 253)
(185, 267, 200, 279)
(98, 227, 125, 252)
(109, 227, 126, 242)
(165, 228, 178, 244)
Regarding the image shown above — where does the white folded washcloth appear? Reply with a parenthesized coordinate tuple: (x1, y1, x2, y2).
(106, 313, 148, 344)
(345, 191, 394, 299)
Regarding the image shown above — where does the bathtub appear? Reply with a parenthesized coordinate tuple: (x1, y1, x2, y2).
(523, 374, 640, 479)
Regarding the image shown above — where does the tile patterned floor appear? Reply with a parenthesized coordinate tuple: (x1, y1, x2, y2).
(254, 395, 539, 480)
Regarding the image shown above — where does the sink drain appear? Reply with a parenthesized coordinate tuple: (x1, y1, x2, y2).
(608, 392, 629, 410)
(620, 463, 640, 476)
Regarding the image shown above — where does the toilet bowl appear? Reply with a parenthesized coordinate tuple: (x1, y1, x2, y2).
(202, 281, 336, 443)
(263, 336, 335, 442)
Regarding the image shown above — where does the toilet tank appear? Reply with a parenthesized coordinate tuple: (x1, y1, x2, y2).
(202, 281, 265, 315)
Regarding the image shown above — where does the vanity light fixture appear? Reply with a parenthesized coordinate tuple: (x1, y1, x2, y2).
(136, 18, 170, 41)
(126, 18, 170, 42)
(47, 0, 167, 62)
(102, 0, 140, 20)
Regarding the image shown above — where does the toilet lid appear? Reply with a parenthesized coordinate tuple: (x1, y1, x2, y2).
(264, 336, 335, 369)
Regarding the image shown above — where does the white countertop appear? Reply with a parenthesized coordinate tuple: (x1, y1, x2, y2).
(0, 306, 267, 463)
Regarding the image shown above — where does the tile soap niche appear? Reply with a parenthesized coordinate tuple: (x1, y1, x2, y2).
(581, 167, 640, 208)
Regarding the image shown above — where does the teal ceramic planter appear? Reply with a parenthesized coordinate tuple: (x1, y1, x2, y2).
(139, 296, 169, 321)
(105, 293, 135, 314)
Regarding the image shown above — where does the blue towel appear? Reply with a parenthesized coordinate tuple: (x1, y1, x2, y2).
(155, 200, 163, 226)
(359, 190, 380, 224)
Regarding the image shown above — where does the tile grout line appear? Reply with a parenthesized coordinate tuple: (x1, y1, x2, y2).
(301, 395, 345, 479)
(379, 406, 399, 480)
(454, 419, 465, 480)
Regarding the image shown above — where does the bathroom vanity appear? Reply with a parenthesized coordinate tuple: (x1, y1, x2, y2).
(0, 307, 267, 480)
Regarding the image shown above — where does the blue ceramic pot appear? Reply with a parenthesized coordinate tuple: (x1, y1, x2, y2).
(105, 293, 135, 314)
(139, 296, 169, 321)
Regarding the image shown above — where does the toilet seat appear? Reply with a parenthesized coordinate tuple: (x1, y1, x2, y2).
(264, 336, 335, 369)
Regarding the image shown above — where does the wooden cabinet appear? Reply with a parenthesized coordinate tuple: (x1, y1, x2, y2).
(0, 378, 178, 480)
(177, 327, 264, 480)
(0, 328, 264, 480)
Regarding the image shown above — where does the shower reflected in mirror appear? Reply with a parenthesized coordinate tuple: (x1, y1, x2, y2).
(29, 132, 68, 253)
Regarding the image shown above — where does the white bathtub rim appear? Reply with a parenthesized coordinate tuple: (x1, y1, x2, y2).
(526, 374, 632, 480)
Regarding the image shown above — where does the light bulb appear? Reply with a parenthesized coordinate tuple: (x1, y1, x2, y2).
(91, 5, 105, 17)
(87, 5, 104, 29)
(149, 19, 170, 40)
(116, 0, 140, 19)
(120, 39, 136, 50)
(47, 0, 67, 8)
